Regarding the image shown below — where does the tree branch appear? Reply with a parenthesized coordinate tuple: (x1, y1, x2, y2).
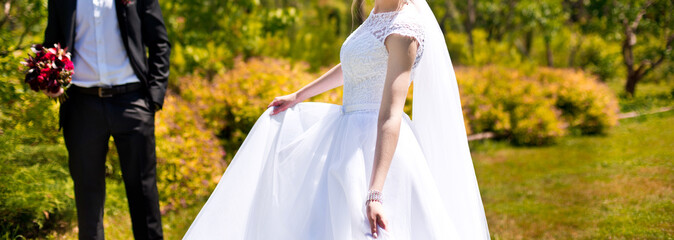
(630, 1, 652, 31)
(0, 0, 12, 29)
(637, 33, 674, 79)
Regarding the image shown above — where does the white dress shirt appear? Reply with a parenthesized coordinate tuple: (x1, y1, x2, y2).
(72, 0, 139, 88)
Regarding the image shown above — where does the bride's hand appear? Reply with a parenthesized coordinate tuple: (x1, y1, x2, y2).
(366, 201, 388, 239)
(267, 93, 299, 115)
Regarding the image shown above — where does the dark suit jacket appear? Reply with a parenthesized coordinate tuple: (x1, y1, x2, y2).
(44, 0, 171, 110)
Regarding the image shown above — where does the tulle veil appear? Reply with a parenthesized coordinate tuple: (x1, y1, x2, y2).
(407, 0, 490, 239)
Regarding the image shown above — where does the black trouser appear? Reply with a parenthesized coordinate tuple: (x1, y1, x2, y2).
(60, 87, 163, 240)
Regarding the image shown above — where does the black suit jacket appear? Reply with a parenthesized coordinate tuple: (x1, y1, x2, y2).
(44, 0, 171, 109)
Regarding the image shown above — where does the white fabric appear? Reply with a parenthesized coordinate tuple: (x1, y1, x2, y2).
(184, 103, 458, 239)
(72, 0, 139, 87)
(183, 1, 489, 239)
(408, 1, 491, 239)
(340, 5, 423, 108)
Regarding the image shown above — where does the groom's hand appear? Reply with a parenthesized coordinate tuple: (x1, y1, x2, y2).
(267, 93, 299, 115)
(42, 87, 64, 98)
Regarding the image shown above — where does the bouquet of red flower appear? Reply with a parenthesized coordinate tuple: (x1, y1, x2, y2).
(21, 44, 74, 99)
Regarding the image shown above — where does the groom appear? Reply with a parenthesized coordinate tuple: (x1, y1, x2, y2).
(43, 0, 170, 239)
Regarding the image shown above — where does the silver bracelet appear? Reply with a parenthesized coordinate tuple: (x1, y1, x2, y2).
(366, 190, 383, 205)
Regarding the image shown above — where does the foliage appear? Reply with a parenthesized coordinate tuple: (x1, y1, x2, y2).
(0, 1, 72, 233)
(574, 35, 624, 81)
(154, 93, 227, 212)
(457, 65, 619, 145)
(458, 66, 566, 145)
(0, 0, 46, 57)
(0, 144, 74, 239)
(0, 71, 74, 238)
(175, 57, 341, 159)
(535, 68, 619, 134)
(163, 0, 351, 81)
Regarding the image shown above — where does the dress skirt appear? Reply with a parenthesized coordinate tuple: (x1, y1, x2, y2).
(183, 102, 460, 239)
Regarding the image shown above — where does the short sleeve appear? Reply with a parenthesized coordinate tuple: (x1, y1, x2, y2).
(379, 15, 425, 68)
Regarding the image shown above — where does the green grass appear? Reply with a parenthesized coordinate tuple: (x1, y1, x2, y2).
(606, 79, 674, 113)
(53, 181, 203, 240)
(472, 111, 674, 239)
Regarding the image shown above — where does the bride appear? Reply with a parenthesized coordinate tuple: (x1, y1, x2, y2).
(183, 0, 489, 239)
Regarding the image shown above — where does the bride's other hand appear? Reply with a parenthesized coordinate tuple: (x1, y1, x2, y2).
(366, 201, 388, 238)
(268, 93, 299, 115)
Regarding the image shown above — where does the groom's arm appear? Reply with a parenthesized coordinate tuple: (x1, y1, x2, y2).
(140, 0, 171, 110)
(43, 0, 63, 48)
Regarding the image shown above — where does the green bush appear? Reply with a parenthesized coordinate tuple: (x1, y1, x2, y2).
(0, 70, 75, 238)
(176, 57, 341, 160)
(456, 65, 619, 145)
(154, 93, 227, 212)
(574, 35, 623, 82)
(458, 66, 566, 145)
(0, 144, 74, 239)
(535, 68, 619, 134)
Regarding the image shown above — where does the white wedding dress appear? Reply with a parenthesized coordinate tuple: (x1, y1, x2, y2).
(184, 1, 490, 239)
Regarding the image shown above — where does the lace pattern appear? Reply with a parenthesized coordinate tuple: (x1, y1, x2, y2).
(339, 4, 425, 108)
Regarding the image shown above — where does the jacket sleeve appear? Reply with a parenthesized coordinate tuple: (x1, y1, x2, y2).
(43, 0, 64, 48)
(140, 0, 171, 110)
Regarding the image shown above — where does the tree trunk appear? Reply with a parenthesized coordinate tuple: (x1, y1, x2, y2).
(0, 1, 11, 30)
(619, 0, 657, 97)
(441, 0, 461, 33)
(545, 39, 553, 67)
(464, 0, 476, 55)
(624, 72, 639, 96)
(568, 32, 582, 67)
(520, 30, 533, 58)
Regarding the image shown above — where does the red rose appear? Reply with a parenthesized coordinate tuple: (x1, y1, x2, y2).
(64, 59, 74, 71)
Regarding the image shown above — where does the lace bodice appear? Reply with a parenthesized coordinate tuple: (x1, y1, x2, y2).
(339, 4, 424, 111)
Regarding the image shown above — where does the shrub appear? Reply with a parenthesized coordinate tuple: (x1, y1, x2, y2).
(458, 66, 566, 145)
(0, 144, 74, 239)
(534, 68, 619, 134)
(176, 57, 342, 159)
(154, 93, 227, 212)
(0, 71, 74, 238)
(574, 35, 623, 81)
(456, 65, 619, 145)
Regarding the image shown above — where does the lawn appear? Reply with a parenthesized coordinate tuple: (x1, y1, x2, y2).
(473, 111, 673, 239)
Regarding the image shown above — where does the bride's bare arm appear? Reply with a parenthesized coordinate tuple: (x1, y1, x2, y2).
(367, 34, 417, 238)
(268, 64, 344, 115)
